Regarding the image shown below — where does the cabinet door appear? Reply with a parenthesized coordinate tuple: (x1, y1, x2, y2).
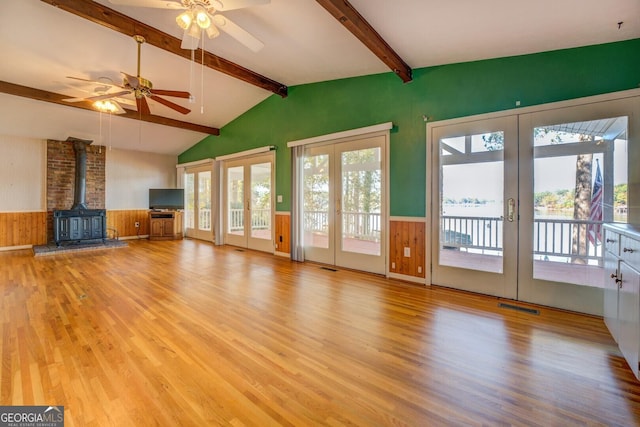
(162, 219, 174, 236)
(604, 248, 620, 341)
(618, 262, 640, 379)
(150, 219, 163, 236)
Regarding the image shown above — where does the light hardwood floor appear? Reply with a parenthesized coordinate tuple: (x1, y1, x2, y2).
(1, 239, 639, 426)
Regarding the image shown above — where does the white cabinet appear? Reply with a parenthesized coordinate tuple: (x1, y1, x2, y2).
(618, 262, 640, 378)
(604, 224, 640, 379)
(604, 229, 620, 340)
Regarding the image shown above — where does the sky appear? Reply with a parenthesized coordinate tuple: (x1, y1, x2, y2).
(442, 140, 628, 202)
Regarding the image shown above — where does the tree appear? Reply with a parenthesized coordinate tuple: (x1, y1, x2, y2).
(614, 183, 628, 207)
(571, 150, 593, 263)
(484, 128, 596, 262)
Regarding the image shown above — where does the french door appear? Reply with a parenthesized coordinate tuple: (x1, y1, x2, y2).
(517, 97, 637, 313)
(431, 116, 518, 298)
(223, 153, 274, 252)
(303, 135, 386, 274)
(430, 95, 638, 314)
(185, 166, 212, 241)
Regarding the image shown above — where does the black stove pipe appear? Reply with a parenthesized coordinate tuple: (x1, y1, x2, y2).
(67, 137, 93, 210)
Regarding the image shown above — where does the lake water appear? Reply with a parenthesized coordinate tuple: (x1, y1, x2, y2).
(442, 203, 627, 222)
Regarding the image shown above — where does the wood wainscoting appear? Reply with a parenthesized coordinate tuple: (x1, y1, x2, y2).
(0, 211, 47, 248)
(106, 210, 150, 239)
(389, 217, 426, 280)
(275, 211, 290, 256)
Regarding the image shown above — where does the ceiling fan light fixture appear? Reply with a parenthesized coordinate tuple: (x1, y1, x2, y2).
(205, 24, 220, 39)
(176, 10, 194, 30)
(94, 100, 124, 114)
(187, 21, 202, 39)
(195, 8, 211, 29)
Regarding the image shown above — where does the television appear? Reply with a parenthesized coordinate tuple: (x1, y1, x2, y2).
(149, 188, 184, 210)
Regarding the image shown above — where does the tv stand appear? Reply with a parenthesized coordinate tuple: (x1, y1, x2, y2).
(149, 211, 183, 241)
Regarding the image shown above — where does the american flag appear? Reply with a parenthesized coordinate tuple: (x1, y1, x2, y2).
(588, 159, 603, 245)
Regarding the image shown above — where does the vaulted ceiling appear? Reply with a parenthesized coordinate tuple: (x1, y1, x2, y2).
(0, 0, 638, 155)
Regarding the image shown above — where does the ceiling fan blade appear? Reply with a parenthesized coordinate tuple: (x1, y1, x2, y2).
(84, 91, 131, 102)
(66, 76, 125, 89)
(136, 96, 151, 115)
(63, 90, 131, 103)
(108, 0, 183, 9)
(212, 14, 264, 52)
(149, 95, 191, 115)
(215, 0, 270, 11)
(113, 97, 137, 107)
(150, 89, 190, 99)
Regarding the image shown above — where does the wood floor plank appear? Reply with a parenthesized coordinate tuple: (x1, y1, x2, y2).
(0, 240, 639, 425)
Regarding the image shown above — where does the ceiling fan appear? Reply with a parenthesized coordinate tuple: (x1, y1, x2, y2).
(65, 35, 191, 115)
(108, 0, 270, 52)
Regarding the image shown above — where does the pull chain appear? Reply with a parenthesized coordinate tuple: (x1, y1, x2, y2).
(201, 32, 205, 114)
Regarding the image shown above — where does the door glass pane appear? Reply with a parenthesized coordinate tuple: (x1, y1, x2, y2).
(303, 153, 330, 249)
(185, 173, 195, 229)
(251, 163, 271, 240)
(532, 116, 628, 287)
(228, 166, 244, 236)
(439, 132, 504, 273)
(198, 171, 211, 231)
(341, 147, 381, 256)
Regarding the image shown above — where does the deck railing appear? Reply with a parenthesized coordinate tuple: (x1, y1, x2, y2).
(533, 218, 602, 262)
(304, 210, 381, 242)
(228, 208, 271, 231)
(441, 215, 603, 263)
(193, 209, 601, 263)
(185, 209, 212, 231)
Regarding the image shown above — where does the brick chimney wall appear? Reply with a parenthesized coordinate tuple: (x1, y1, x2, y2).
(46, 140, 106, 241)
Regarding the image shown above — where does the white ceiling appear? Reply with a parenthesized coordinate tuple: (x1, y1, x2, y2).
(0, 0, 638, 155)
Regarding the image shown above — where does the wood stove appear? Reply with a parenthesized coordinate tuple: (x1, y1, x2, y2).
(52, 137, 106, 246)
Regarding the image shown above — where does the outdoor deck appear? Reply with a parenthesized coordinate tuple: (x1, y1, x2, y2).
(439, 249, 605, 288)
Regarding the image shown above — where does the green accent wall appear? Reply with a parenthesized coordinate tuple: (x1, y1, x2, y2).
(179, 39, 640, 216)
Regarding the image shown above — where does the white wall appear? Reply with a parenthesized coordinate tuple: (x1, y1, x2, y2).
(0, 135, 46, 212)
(106, 148, 178, 209)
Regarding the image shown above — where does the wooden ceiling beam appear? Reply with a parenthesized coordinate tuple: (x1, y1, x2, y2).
(40, 0, 288, 97)
(315, 0, 412, 83)
(0, 81, 220, 135)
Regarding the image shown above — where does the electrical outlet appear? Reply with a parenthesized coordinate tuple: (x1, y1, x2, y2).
(391, 262, 396, 269)
(404, 247, 410, 257)
(135, 221, 140, 228)
(418, 266, 422, 274)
